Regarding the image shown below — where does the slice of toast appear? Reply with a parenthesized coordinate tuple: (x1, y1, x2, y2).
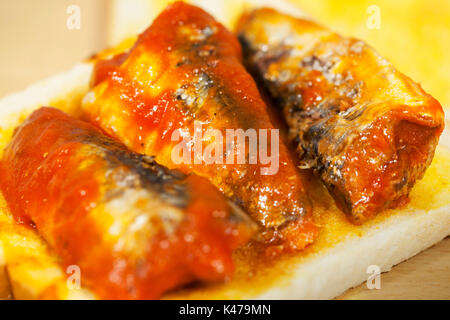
(0, 60, 448, 299)
(0, 1, 449, 298)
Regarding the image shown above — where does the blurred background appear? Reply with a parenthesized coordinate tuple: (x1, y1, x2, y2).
(0, 0, 449, 110)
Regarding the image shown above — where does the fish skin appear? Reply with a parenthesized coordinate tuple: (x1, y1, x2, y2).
(237, 8, 444, 223)
(0, 107, 254, 299)
(83, 2, 318, 254)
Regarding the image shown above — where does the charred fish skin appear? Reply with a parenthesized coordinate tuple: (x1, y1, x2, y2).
(237, 8, 444, 223)
(83, 2, 318, 253)
(0, 107, 254, 299)
(86, 134, 189, 208)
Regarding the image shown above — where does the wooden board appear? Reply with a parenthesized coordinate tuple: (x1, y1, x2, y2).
(338, 237, 450, 299)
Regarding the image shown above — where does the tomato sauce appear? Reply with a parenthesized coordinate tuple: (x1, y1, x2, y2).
(0, 107, 254, 299)
(84, 2, 319, 254)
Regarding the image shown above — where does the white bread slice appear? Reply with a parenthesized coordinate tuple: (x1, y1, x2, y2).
(0, 59, 448, 300)
(0, 5, 448, 299)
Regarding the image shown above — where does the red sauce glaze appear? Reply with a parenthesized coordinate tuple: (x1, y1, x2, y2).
(333, 117, 437, 223)
(86, 2, 318, 254)
(91, 52, 129, 88)
(90, 1, 244, 155)
(0, 107, 253, 299)
(237, 8, 445, 223)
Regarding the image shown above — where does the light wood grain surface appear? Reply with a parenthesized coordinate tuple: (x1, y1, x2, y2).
(338, 237, 450, 299)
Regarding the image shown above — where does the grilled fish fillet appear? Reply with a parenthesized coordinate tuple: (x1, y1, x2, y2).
(82, 2, 318, 253)
(237, 8, 445, 223)
(0, 107, 254, 299)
